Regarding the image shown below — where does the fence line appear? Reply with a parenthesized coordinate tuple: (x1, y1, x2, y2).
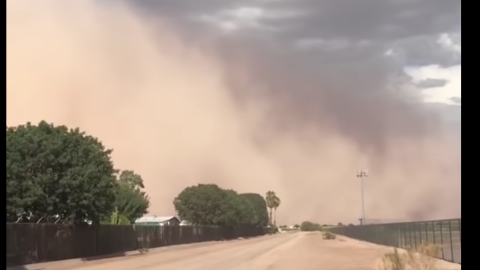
(6, 223, 269, 266)
(330, 218, 461, 264)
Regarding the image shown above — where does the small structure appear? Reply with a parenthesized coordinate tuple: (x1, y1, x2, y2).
(134, 216, 180, 226)
(179, 220, 192, 226)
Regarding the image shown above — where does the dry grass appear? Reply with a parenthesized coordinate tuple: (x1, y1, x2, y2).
(322, 231, 336, 240)
(375, 242, 442, 270)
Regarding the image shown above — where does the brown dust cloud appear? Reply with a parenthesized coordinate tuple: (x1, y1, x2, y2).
(7, 0, 460, 224)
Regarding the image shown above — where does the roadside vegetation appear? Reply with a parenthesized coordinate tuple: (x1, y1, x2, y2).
(322, 231, 336, 239)
(376, 242, 442, 270)
(299, 221, 324, 231)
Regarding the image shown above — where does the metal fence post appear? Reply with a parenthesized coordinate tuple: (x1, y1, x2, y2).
(459, 219, 461, 241)
(418, 222, 422, 245)
(393, 224, 398, 247)
(439, 221, 445, 260)
(424, 222, 428, 243)
(407, 223, 413, 247)
(431, 221, 436, 246)
(413, 223, 418, 249)
(448, 220, 454, 262)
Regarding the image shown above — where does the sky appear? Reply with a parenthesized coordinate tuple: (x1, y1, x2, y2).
(136, 0, 461, 106)
(7, 0, 460, 224)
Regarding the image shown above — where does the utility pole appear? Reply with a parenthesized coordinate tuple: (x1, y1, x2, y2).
(357, 169, 368, 225)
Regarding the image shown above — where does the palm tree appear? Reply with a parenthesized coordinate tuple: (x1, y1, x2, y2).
(265, 191, 276, 226)
(272, 196, 281, 226)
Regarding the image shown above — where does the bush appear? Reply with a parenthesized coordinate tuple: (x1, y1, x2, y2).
(267, 226, 279, 234)
(300, 221, 322, 231)
(240, 193, 269, 226)
(322, 231, 336, 240)
(375, 242, 441, 270)
(174, 184, 266, 227)
(7, 121, 118, 224)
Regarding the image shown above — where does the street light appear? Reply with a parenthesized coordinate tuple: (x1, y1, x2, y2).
(357, 169, 368, 225)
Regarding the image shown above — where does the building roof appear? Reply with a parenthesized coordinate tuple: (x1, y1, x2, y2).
(135, 216, 180, 223)
(179, 220, 192, 226)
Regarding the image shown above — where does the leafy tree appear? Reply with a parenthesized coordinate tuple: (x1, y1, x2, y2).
(118, 170, 144, 188)
(174, 184, 229, 226)
(239, 193, 269, 226)
(114, 170, 150, 222)
(222, 190, 256, 226)
(174, 184, 258, 227)
(101, 210, 131, 225)
(300, 221, 322, 231)
(265, 191, 276, 225)
(293, 224, 300, 229)
(6, 121, 118, 224)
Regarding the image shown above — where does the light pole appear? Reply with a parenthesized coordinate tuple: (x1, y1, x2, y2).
(357, 169, 368, 225)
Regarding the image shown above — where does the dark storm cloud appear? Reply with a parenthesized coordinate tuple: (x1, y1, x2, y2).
(128, 0, 461, 148)
(261, 0, 459, 41)
(416, 78, 449, 89)
(131, 0, 460, 67)
(390, 35, 461, 67)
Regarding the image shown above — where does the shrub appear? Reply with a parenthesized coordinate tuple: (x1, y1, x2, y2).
(322, 231, 336, 240)
(266, 226, 279, 234)
(300, 221, 322, 231)
(375, 242, 441, 270)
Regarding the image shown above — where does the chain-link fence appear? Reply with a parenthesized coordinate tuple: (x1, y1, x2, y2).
(330, 218, 461, 264)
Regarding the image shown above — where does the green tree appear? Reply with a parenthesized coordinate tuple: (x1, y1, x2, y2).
(101, 209, 131, 225)
(114, 170, 150, 223)
(223, 190, 257, 226)
(6, 121, 118, 224)
(265, 191, 276, 225)
(174, 184, 257, 227)
(300, 221, 322, 231)
(117, 170, 144, 188)
(239, 193, 269, 226)
(272, 195, 281, 226)
(174, 184, 228, 226)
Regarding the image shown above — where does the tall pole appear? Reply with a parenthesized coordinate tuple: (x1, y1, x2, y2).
(357, 169, 368, 225)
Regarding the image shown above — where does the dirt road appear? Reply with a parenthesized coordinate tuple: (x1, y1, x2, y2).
(33, 232, 461, 270)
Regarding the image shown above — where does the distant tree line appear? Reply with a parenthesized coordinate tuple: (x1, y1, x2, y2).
(299, 221, 355, 231)
(7, 121, 279, 228)
(173, 185, 271, 227)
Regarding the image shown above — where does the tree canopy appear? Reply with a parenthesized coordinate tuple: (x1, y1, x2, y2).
(300, 221, 322, 231)
(265, 191, 281, 226)
(113, 170, 150, 223)
(239, 193, 269, 226)
(173, 184, 267, 227)
(6, 121, 118, 224)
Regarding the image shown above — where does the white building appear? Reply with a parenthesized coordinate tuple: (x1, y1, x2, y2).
(134, 216, 180, 226)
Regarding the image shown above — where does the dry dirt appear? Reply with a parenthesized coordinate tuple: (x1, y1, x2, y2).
(24, 232, 461, 270)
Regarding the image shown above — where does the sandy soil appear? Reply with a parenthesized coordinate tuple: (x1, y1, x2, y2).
(25, 232, 461, 270)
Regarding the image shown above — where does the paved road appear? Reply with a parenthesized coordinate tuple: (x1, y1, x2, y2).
(34, 232, 461, 270)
